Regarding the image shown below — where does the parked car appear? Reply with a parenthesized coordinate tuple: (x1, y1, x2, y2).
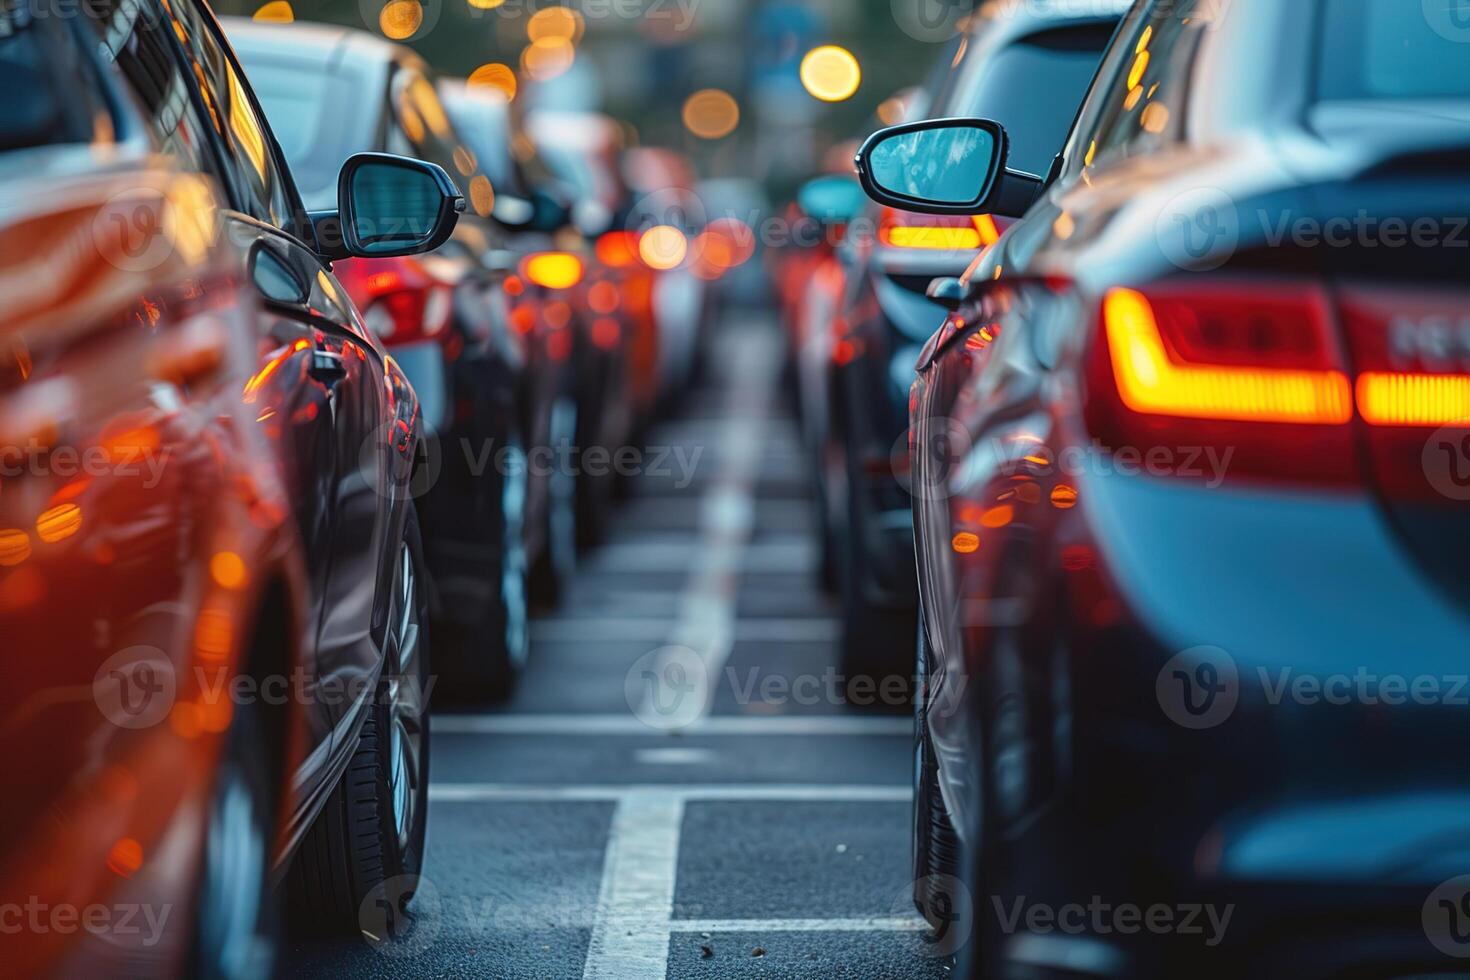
(1, 0, 456, 971)
(826, 1, 1126, 685)
(439, 79, 633, 550)
(858, 0, 1470, 974)
(226, 20, 543, 695)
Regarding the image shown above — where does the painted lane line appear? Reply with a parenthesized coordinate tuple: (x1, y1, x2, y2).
(669, 916, 928, 933)
(582, 790, 684, 979)
(531, 617, 839, 644)
(428, 784, 911, 803)
(433, 713, 910, 736)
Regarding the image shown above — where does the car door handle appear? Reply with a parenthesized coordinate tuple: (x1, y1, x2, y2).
(309, 348, 347, 384)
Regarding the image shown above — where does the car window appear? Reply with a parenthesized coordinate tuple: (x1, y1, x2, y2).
(0, 12, 117, 153)
(88, 0, 222, 180)
(392, 67, 493, 217)
(162, 0, 294, 227)
(934, 25, 1115, 177)
(1065, 0, 1218, 177)
(1319, 0, 1470, 101)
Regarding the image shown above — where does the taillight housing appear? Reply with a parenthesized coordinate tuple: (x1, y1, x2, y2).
(1085, 280, 1358, 486)
(336, 256, 455, 347)
(878, 208, 1006, 251)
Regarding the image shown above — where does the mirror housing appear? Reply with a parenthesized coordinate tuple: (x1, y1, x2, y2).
(797, 175, 868, 227)
(854, 118, 1045, 219)
(926, 277, 966, 312)
(315, 153, 464, 261)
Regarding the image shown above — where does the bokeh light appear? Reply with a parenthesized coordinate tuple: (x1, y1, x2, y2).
(639, 226, 688, 270)
(468, 62, 518, 100)
(465, 0, 504, 7)
(378, 0, 422, 39)
(252, 1, 293, 22)
(522, 37, 575, 81)
(800, 45, 861, 102)
(527, 6, 584, 43)
(681, 89, 740, 140)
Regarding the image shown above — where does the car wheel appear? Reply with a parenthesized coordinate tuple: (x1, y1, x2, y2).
(439, 435, 529, 704)
(530, 394, 577, 605)
(189, 691, 278, 979)
(287, 511, 431, 937)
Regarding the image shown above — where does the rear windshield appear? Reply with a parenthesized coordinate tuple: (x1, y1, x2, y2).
(935, 24, 1115, 176)
(0, 12, 116, 153)
(1319, 0, 1470, 101)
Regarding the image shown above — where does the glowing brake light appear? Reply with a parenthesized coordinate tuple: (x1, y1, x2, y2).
(878, 210, 1003, 250)
(523, 252, 584, 290)
(595, 231, 641, 269)
(1356, 373, 1470, 426)
(1102, 287, 1352, 425)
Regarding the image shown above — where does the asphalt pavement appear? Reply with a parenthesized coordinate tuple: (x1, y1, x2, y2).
(280, 310, 951, 979)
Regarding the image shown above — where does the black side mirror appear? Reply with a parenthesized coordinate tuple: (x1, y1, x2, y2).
(854, 118, 1044, 219)
(313, 152, 465, 260)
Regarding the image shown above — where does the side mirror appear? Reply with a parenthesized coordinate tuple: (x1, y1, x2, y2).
(797, 175, 867, 227)
(854, 118, 1044, 219)
(333, 153, 464, 259)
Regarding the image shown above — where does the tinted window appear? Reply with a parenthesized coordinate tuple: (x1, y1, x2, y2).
(936, 25, 1114, 176)
(0, 12, 116, 152)
(84, 0, 221, 180)
(1319, 0, 1470, 101)
(165, 0, 294, 226)
(1069, 0, 1216, 174)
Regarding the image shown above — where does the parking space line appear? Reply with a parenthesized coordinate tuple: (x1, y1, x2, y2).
(434, 714, 910, 736)
(530, 617, 838, 643)
(582, 790, 684, 979)
(428, 784, 911, 803)
(669, 916, 927, 933)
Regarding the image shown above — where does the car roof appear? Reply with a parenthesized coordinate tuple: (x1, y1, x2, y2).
(222, 17, 417, 74)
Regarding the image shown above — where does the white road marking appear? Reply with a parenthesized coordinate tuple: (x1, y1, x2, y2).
(669, 917, 928, 933)
(530, 617, 838, 643)
(429, 784, 911, 803)
(582, 790, 684, 979)
(433, 713, 909, 736)
(584, 540, 816, 575)
(633, 747, 716, 766)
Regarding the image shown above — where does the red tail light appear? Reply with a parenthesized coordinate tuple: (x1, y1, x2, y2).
(878, 208, 1006, 250)
(595, 231, 642, 269)
(1340, 285, 1470, 500)
(1086, 281, 1358, 485)
(336, 257, 454, 347)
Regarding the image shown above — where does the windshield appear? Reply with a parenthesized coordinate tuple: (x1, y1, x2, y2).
(935, 24, 1115, 177)
(0, 15, 116, 153)
(1320, 0, 1470, 101)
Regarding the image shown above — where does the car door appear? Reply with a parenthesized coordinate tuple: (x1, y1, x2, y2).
(160, 0, 399, 781)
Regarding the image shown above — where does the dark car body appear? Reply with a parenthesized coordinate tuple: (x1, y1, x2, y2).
(888, 0, 1470, 974)
(1, 0, 444, 970)
(824, 2, 1126, 680)
(226, 20, 542, 692)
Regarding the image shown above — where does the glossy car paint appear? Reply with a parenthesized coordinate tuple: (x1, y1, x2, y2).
(905, 0, 1470, 972)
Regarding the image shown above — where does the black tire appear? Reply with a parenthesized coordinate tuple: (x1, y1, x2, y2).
(529, 395, 578, 606)
(436, 437, 529, 705)
(189, 690, 279, 979)
(286, 510, 431, 938)
(912, 615, 962, 930)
